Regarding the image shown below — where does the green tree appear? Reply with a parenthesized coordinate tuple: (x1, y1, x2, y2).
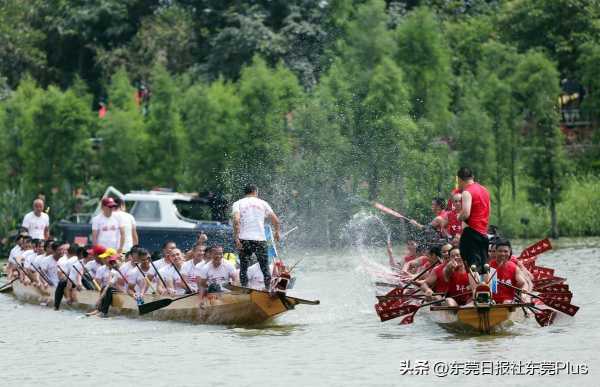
(0, 76, 42, 189)
(234, 56, 303, 191)
(145, 63, 185, 188)
(20, 86, 95, 198)
(180, 79, 242, 191)
(498, 0, 600, 77)
(512, 51, 569, 237)
(395, 7, 452, 132)
(96, 68, 148, 191)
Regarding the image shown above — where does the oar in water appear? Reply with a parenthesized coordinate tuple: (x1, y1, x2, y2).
(498, 281, 579, 316)
(138, 291, 199, 315)
(514, 294, 556, 327)
(0, 278, 17, 292)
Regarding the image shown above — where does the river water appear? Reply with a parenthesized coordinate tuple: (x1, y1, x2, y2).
(1, 238, 598, 387)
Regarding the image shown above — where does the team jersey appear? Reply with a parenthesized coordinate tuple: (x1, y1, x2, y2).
(447, 270, 470, 305)
(463, 182, 490, 236)
(445, 209, 462, 237)
(494, 261, 518, 303)
(180, 260, 201, 292)
(432, 264, 449, 293)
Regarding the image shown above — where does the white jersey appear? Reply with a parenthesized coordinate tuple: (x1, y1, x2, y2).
(231, 196, 274, 241)
(125, 267, 150, 294)
(85, 260, 102, 277)
(21, 250, 37, 270)
(180, 260, 201, 292)
(32, 254, 47, 270)
(158, 265, 187, 295)
(115, 211, 136, 252)
(68, 256, 83, 283)
(22, 211, 49, 239)
(91, 213, 123, 250)
(8, 245, 22, 265)
(95, 265, 111, 288)
(39, 255, 59, 286)
(198, 261, 236, 287)
(247, 262, 273, 290)
(57, 255, 71, 279)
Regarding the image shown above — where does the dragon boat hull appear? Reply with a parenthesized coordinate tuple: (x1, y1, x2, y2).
(428, 303, 528, 333)
(8, 281, 318, 325)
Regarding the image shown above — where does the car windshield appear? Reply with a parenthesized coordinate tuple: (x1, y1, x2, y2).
(127, 200, 161, 222)
(174, 200, 214, 221)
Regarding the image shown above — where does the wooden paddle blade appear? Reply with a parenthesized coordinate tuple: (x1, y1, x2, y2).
(518, 238, 552, 259)
(539, 291, 573, 303)
(399, 313, 415, 325)
(138, 298, 173, 315)
(534, 309, 556, 327)
(375, 303, 417, 322)
(538, 284, 570, 293)
(385, 287, 405, 298)
(533, 277, 566, 291)
(540, 297, 579, 316)
(531, 266, 555, 280)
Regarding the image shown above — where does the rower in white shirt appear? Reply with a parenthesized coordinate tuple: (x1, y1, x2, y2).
(125, 248, 154, 295)
(180, 245, 206, 292)
(158, 249, 191, 296)
(197, 245, 237, 295)
(94, 248, 117, 288)
(6, 234, 26, 281)
(247, 260, 275, 290)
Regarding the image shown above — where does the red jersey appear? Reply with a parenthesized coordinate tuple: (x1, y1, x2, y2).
(445, 209, 462, 237)
(489, 256, 518, 269)
(463, 182, 490, 235)
(403, 254, 416, 263)
(432, 264, 449, 293)
(494, 261, 518, 303)
(447, 270, 470, 305)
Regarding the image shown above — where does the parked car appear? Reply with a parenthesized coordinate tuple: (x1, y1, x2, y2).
(57, 187, 233, 253)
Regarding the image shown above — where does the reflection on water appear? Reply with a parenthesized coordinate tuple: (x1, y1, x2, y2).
(1, 238, 599, 386)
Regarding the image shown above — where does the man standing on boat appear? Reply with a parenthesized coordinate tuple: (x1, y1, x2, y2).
(232, 184, 280, 290)
(22, 198, 50, 240)
(92, 197, 125, 253)
(456, 167, 491, 275)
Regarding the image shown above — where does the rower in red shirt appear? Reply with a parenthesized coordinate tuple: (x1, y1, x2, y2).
(420, 243, 453, 299)
(490, 239, 530, 304)
(445, 192, 463, 240)
(488, 238, 533, 289)
(401, 245, 442, 283)
(409, 197, 449, 238)
(443, 247, 473, 306)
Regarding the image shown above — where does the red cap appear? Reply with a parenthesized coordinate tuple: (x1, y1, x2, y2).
(101, 197, 118, 208)
(107, 255, 119, 264)
(87, 245, 107, 256)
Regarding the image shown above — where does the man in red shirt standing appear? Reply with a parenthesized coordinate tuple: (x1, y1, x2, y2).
(456, 167, 491, 275)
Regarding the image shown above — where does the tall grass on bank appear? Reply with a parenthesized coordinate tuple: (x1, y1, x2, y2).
(492, 175, 600, 238)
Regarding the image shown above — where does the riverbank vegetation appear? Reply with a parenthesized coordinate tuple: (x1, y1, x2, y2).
(0, 1, 599, 244)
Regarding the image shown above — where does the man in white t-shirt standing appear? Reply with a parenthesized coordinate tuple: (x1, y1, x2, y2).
(232, 184, 280, 290)
(92, 197, 125, 253)
(22, 199, 50, 240)
(113, 197, 138, 253)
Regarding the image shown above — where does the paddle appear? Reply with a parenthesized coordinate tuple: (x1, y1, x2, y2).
(518, 238, 552, 259)
(79, 259, 101, 291)
(57, 264, 77, 287)
(138, 291, 199, 315)
(373, 202, 417, 223)
(0, 278, 17, 292)
(515, 294, 556, 327)
(171, 263, 193, 294)
(498, 281, 579, 316)
(149, 259, 168, 290)
(31, 264, 52, 286)
(385, 257, 441, 298)
(134, 262, 157, 294)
